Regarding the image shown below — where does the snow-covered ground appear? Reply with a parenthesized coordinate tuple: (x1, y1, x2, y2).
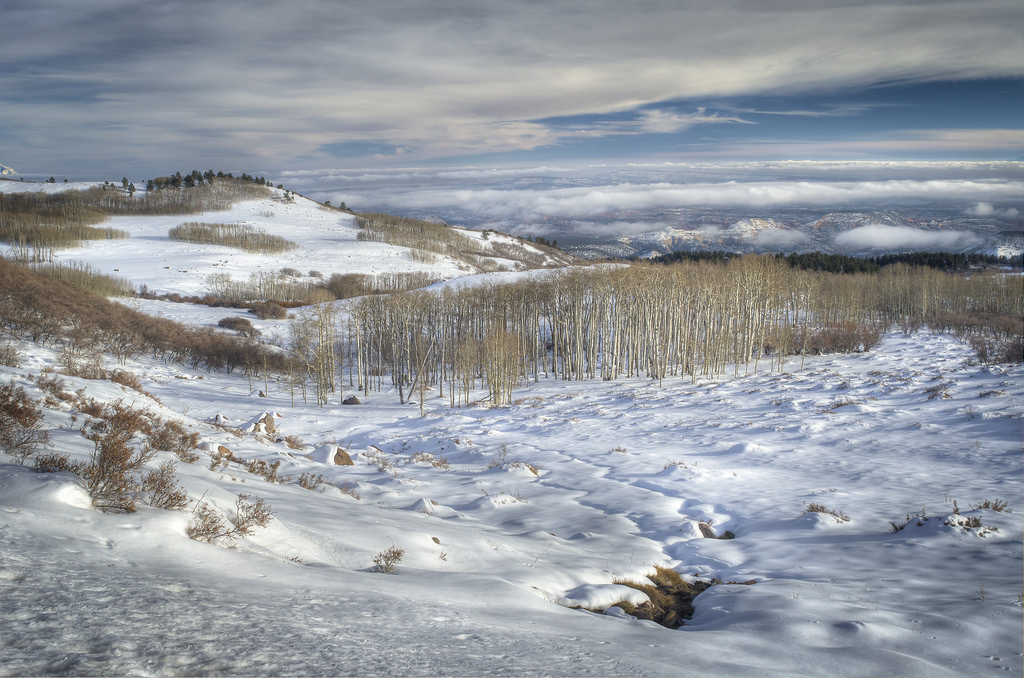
(2, 326, 1021, 676)
(0, 186, 1022, 676)
(0, 182, 567, 297)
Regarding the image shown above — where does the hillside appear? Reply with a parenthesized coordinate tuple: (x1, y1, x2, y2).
(0, 180, 581, 298)
(1, 179, 1022, 677)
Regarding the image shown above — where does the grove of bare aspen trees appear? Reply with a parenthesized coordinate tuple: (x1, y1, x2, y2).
(306, 257, 1020, 408)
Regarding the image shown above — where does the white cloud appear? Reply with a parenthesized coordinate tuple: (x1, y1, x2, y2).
(754, 229, 810, 247)
(833, 224, 982, 250)
(965, 202, 1020, 217)
(378, 179, 1022, 220)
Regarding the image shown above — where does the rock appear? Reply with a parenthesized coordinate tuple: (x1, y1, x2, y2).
(309, 443, 354, 466)
(342, 395, 361, 405)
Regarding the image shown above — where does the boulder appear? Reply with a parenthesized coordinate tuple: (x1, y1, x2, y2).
(342, 395, 361, 405)
(309, 443, 354, 466)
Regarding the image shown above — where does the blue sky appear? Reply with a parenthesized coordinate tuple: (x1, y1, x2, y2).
(0, 1, 1021, 179)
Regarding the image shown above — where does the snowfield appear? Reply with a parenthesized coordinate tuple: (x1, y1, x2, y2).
(2, 329, 1021, 676)
(0, 184, 1022, 676)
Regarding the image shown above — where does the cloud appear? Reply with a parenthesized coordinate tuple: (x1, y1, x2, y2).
(965, 202, 1020, 217)
(754, 229, 810, 247)
(833, 224, 982, 250)
(1, 1, 1022, 174)
(372, 179, 1022, 220)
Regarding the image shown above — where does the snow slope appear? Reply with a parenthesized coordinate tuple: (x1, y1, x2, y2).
(2, 327, 1021, 676)
(0, 182, 572, 297)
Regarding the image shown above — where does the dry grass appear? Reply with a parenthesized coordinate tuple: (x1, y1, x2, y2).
(802, 502, 850, 522)
(601, 566, 754, 629)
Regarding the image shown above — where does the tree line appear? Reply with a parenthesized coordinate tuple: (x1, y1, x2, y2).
(645, 250, 1021, 273)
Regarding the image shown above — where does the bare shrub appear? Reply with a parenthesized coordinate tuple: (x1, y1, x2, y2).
(186, 502, 230, 543)
(141, 460, 189, 510)
(33, 373, 72, 401)
(34, 452, 86, 475)
(802, 502, 850, 522)
(297, 471, 328, 491)
(0, 338, 21, 367)
(890, 510, 928, 533)
(337, 483, 362, 500)
(970, 498, 1010, 513)
(801, 322, 884, 355)
(209, 446, 238, 471)
(243, 457, 284, 483)
(148, 418, 200, 463)
(58, 346, 106, 379)
(249, 302, 287, 320)
(32, 262, 133, 297)
(283, 435, 305, 450)
(924, 381, 952, 400)
(372, 545, 405, 574)
(232, 493, 273, 537)
(0, 380, 52, 463)
(109, 369, 145, 394)
(187, 493, 273, 545)
(365, 448, 393, 473)
(218, 316, 260, 338)
(82, 410, 155, 512)
(412, 452, 450, 470)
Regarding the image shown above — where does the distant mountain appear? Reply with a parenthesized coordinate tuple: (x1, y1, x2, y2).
(556, 209, 1024, 260)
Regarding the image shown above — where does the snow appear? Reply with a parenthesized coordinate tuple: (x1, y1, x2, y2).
(0, 182, 572, 297)
(1, 190, 1022, 676)
(3, 328, 1021, 676)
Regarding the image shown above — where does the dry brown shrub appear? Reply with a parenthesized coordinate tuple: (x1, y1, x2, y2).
(0, 380, 52, 463)
(34, 452, 87, 475)
(802, 502, 850, 522)
(243, 457, 284, 483)
(34, 373, 73, 401)
(248, 301, 288, 320)
(148, 418, 200, 463)
(970, 498, 1010, 513)
(372, 545, 405, 574)
(297, 471, 328, 491)
(109, 369, 146, 394)
(141, 460, 189, 510)
(187, 493, 273, 545)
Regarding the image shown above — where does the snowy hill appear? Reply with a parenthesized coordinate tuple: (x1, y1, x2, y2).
(1, 180, 1022, 676)
(0, 180, 580, 297)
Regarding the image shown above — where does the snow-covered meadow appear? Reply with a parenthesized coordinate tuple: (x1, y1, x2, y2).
(1, 187, 1022, 676)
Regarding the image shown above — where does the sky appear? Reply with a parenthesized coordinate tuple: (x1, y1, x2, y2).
(1, 0, 1022, 181)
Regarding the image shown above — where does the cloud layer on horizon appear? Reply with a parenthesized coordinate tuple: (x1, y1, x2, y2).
(336, 178, 1024, 221)
(1, 1, 1022, 176)
(834, 224, 982, 251)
